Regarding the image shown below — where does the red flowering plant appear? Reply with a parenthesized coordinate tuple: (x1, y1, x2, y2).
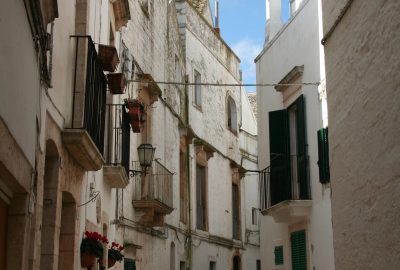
(108, 241, 124, 262)
(80, 231, 109, 258)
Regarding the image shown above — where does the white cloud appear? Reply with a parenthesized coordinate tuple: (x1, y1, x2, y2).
(232, 39, 262, 86)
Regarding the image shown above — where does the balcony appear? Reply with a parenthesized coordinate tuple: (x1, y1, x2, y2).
(63, 36, 106, 171)
(132, 160, 174, 227)
(103, 104, 130, 188)
(260, 156, 312, 223)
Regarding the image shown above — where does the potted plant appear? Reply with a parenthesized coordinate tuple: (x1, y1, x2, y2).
(107, 242, 124, 268)
(80, 231, 109, 268)
(124, 98, 146, 133)
(107, 73, 126, 95)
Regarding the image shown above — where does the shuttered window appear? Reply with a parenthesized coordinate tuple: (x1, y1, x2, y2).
(274, 246, 284, 265)
(124, 258, 136, 270)
(196, 164, 207, 230)
(291, 230, 307, 270)
(268, 94, 309, 206)
(269, 109, 291, 205)
(317, 128, 330, 183)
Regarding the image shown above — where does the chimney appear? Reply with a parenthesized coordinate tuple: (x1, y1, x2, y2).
(214, 0, 220, 34)
(265, 0, 283, 43)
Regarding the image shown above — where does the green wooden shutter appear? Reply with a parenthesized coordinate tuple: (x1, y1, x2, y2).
(291, 230, 307, 270)
(269, 109, 291, 206)
(124, 258, 136, 270)
(294, 95, 310, 199)
(317, 127, 330, 183)
(274, 246, 284, 265)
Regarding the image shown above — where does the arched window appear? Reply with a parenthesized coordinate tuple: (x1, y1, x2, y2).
(233, 255, 241, 270)
(227, 96, 237, 133)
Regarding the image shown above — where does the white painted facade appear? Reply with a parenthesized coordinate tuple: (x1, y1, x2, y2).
(255, 0, 334, 270)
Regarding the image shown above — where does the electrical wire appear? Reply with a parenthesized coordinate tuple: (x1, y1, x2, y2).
(126, 79, 320, 88)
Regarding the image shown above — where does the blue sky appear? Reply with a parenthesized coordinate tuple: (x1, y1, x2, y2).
(212, 0, 290, 92)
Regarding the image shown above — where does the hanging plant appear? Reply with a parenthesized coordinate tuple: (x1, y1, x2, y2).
(80, 231, 109, 267)
(124, 98, 146, 133)
(107, 242, 124, 268)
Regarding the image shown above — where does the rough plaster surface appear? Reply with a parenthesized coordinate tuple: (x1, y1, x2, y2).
(323, 0, 400, 269)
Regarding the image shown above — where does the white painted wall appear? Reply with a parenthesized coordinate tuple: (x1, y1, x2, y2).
(256, 0, 334, 269)
(0, 0, 41, 167)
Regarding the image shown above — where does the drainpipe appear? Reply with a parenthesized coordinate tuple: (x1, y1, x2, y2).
(239, 70, 243, 129)
(185, 74, 193, 270)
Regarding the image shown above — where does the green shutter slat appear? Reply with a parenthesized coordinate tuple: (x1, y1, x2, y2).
(317, 127, 330, 183)
(269, 109, 291, 206)
(124, 258, 136, 270)
(294, 95, 309, 199)
(274, 246, 284, 265)
(291, 230, 307, 270)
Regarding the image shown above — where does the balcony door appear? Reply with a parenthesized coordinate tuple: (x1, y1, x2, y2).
(269, 95, 309, 206)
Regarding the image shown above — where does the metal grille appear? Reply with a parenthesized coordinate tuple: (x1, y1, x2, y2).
(105, 104, 130, 175)
(132, 160, 173, 208)
(83, 38, 107, 155)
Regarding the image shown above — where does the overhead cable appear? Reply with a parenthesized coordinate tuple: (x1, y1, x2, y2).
(126, 79, 320, 87)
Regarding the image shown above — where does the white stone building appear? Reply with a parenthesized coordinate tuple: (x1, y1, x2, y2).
(255, 0, 334, 269)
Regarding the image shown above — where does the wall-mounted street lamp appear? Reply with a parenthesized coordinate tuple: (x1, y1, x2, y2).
(129, 144, 156, 177)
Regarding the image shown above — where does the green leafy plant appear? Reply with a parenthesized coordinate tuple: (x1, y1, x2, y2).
(108, 241, 124, 262)
(80, 231, 109, 258)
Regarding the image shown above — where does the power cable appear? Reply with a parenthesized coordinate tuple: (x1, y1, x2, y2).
(126, 79, 320, 88)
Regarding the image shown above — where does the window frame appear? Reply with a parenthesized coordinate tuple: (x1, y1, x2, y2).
(193, 70, 202, 109)
(227, 95, 238, 134)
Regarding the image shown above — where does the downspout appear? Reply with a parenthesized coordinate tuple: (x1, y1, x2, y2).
(185, 74, 193, 270)
(239, 70, 243, 129)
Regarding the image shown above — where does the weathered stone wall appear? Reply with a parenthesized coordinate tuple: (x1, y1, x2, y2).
(322, 0, 400, 269)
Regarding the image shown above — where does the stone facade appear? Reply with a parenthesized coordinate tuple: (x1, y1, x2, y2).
(255, 0, 334, 269)
(322, 0, 400, 269)
(0, 0, 259, 269)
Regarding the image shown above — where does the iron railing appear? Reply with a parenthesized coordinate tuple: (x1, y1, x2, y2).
(132, 160, 173, 208)
(105, 104, 130, 175)
(71, 36, 107, 155)
(260, 155, 311, 210)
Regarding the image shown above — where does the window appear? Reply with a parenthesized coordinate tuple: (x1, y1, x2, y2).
(274, 246, 284, 265)
(196, 164, 207, 230)
(291, 230, 307, 270)
(124, 258, 136, 270)
(251, 207, 258, 225)
(256, 260, 261, 270)
(194, 70, 202, 108)
(227, 96, 237, 133)
(268, 94, 309, 206)
(317, 128, 330, 183)
(179, 150, 188, 223)
(290, 0, 296, 15)
(232, 183, 240, 240)
(209, 261, 216, 270)
(180, 261, 186, 270)
(233, 256, 241, 270)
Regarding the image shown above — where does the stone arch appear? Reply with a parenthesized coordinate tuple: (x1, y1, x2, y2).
(226, 94, 238, 133)
(58, 191, 77, 270)
(170, 242, 176, 270)
(41, 139, 61, 269)
(233, 254, 241, 270)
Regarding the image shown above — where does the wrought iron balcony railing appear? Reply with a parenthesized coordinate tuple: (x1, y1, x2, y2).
(132, 160, 173, 210)
(260, 155, 311, 210)
(71, 36, 107, 155)
(104, 104, 130, 175)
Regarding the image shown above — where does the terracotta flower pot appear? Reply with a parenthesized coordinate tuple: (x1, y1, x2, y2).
(98, 44, 119, 72)
(81, 252, 96, 268)
(107, 73, 126, 95)
(108, 258, 116, 268)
